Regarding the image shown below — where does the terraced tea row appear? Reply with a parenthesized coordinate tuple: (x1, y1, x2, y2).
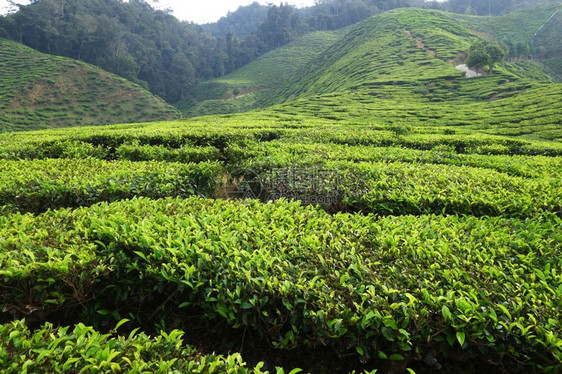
(2, 119, 561, 162)
(0, 320, 267, 373)
(0, 159, 220, 213)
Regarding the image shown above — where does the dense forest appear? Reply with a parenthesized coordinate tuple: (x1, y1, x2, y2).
(0, 0, 557, 103)
(201, 2, 269, 39)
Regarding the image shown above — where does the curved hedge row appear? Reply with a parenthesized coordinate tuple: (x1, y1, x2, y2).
(0, 159, 221, 213)
(334, 161, 562, 217)
(242, 141, 562, 178)
(1, 121, 561, 165)
(239, 158, 561, 218)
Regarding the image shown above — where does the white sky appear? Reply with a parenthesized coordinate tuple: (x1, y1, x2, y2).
(149, 1, 318, 24)
(0, 0, 319, 24)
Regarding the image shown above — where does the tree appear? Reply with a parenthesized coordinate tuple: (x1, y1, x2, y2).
(514, 42, 530, 60)
(467, 41, 505, 74)
(0, 16, 9, 38)
(170, 52, 195, 101)
(466, 47, 489, 74)
(484, 44, 505, 72)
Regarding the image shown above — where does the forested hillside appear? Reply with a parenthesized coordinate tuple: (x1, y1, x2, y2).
(1, 0, 557, 105)
(201, 2, 269, 39)
(0, 0, 312, 103)
(0, 39, 179, 131)
(0, 0, 219, 103)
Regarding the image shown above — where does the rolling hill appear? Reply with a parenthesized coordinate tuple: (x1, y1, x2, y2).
(178, 4, 561, 121)
(0, 39, 180, 132)
(273, 7, 560, 101)
(174, 29, 345, 117)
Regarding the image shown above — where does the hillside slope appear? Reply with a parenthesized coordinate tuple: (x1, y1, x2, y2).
(466, 2, 562, 77)
(181, 5, 560, 120)
(0, 39, 180, 132)
(175, 30, 344, 117)
(250, 7, 560, 142)
(274, 7, 561, 103)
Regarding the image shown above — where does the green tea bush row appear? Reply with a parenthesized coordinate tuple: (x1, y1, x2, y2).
(0, 320, 265, 373)
(238, 141, 562, 179)
(115, 141, 222, 163)
(0, 139, 110, 160)
(400, 133, 562, 156)
(239, 156, 561, 218)
(332, 161, 562, 217)
(0, 159, 221, 213)
(0, 126, 284, 161)
(279, 128, 562, 156)
(1, 197, 560, 370)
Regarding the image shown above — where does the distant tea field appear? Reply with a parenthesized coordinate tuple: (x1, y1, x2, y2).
(0, 40, 180, 132)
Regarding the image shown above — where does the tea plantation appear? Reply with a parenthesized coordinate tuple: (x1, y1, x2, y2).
(174, 29, 345, 117)
(0, 40, 180, 132)
(0, 5, 561, 374)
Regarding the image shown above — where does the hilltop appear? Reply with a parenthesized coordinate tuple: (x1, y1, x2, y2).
(0, 39, 180, 132)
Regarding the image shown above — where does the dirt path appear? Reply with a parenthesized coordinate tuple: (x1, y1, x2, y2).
(455, 64, 479, 78)
(404, 30, 435, 55)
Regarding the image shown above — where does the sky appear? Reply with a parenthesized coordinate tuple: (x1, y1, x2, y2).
(0, 0, 319, 24)
(148, 0, 318, 24)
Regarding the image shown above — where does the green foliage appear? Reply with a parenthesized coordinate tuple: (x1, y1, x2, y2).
(202, 2, 269, 39)
(485, 44, 506, 70)
(498, 60, 559, 82)
(466, 46, 489, 72)
(0, 159, 221, 213)
(238, 139, 562, 217)
(0, 198, 561, 371)
(541, 57, 562, 79)
(115, 142, 222, 163)
(467, 41, 506, 73)
(337, 160, 561, 217)
(0, 320, 262, 373)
